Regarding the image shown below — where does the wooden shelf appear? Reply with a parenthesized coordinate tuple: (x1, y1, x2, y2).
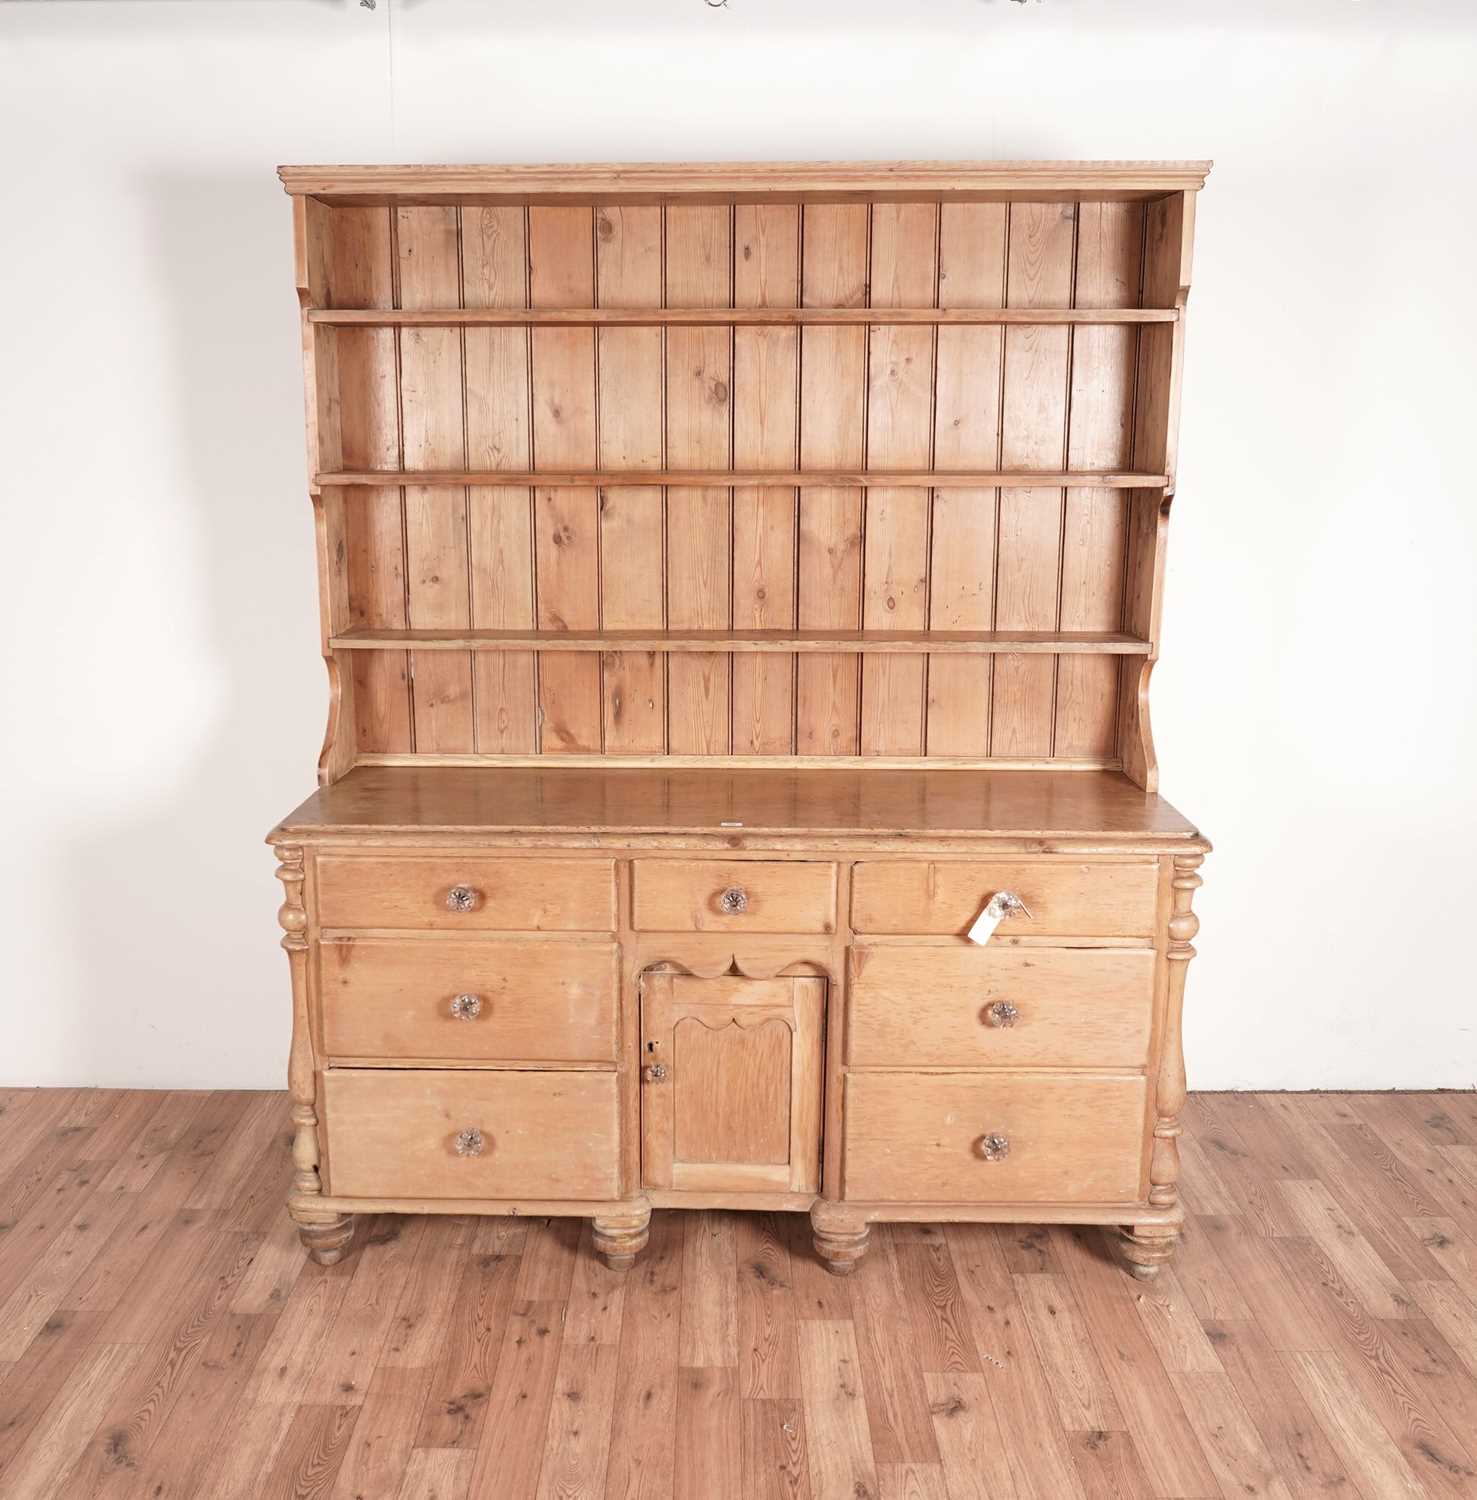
(290, 163, 1201, 778)
(278, 159, 1213, 205)
(308, 306, 1176, 327)
(328, 628, 1151, 655)
(316, 469, 1168, 490)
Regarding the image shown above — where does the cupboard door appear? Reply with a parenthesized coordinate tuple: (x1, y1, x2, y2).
(640, 974, 823, 1195)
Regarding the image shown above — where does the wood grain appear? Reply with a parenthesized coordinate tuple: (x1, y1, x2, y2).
(849, 858, 1159, 937)
(846, 946, 1154, 1069)
(529, 205, 603, 754)
(596, 204, 666, 756)
(274, 764, 1203, 839)
(317, 938, 618, 1063)
(1, 1089, 1473, 1499)
(992, 202, 1074, 758)
(1056, 200, 1140, 760)
(320, 1070, 620, 1200)
(327, 206, 410, 758)
(321, 466, 1165, 489)
(927, 203, 1006, 758)
(842, 1073, 1148, 1204)
(331, 626, 1150, 653)
(862, 203, 938, 756)
(296, 165, 1197, 775)
(280, 159, 1213, 203)
(797, 203, 868, 756)
(732, 204, 801, 756)
(665, 204, 735, 756)
(311, 306, 1179, 326)
(397, 206, 474, 754)
(464, 204, 538, 755)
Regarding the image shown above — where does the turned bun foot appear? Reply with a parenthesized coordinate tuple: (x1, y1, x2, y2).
(593, 1202, 652, 1271)
(810, 1202, 870, 1276)
(1118, 1223, 1180, 1281)
(296, 1212, 355, 1266)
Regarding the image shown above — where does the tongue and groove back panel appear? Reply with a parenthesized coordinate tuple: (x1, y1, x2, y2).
(295, 170, 1196, 777)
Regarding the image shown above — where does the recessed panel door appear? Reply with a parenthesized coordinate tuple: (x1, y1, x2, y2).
(640, 974, 824, 1195)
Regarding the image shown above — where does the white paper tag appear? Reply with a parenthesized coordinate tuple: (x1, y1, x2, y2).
(968, 894, 1008, 946)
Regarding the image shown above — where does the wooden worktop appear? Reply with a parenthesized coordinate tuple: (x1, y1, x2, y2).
(270, 767, 1202, 843)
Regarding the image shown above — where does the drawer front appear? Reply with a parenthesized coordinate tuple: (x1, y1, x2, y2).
(316, 857, 615, 932)
(851, 860, 1158, 938)
(632, 860, 837, 933)
(319, 940, 617, 1063)
(842, 1072, 1146, 1204)
(847, 947, 1155, 1069)
(322, 1069, 619, 1200)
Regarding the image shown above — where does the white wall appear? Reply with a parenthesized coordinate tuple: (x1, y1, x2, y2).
(2, 0, 1474, 1090)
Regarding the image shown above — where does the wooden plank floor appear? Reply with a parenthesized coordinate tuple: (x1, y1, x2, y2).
(0, 1091, 1475, 1499)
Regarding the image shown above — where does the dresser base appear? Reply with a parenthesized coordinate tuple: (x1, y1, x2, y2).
(287, 1191, 1184, 1275)
(270, 766, 1207, 1287)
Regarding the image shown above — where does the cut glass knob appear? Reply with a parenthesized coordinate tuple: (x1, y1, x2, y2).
(978, 1132, 1010, 1162)
(446, 885, 480, 913)
(718, 887, 749, 914)
(644, 1063, 668, 1083)
(453, 1127, 485, 1157)
(450, 993, 483, 1020)
(985, 889, 1030, 921)
(985, 1000, 1019, 1028)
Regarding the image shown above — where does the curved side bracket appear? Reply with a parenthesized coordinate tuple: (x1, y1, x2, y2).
(1117, 485, 1173, 792)
(316, 644, 351, 786)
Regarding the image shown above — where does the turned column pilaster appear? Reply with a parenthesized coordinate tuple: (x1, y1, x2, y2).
(1148, 850, 1203, 1211)
(276, 844, 353, 1265)
(1120, 849, 1203, 1279)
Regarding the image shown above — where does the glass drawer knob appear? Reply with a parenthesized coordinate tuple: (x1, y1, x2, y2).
(446, 884, 480, 913)
(978, 1132, 1010, 1162)
(453, 1127, 485, 1157)
(985, 889, 1030, 921)
(985, 1000, 1019, 1028)
(644, 1063, 668, 1083)
(443, 876, 479, 912)
(718, 886, 749, 914)
(450, 993, 483, 1020)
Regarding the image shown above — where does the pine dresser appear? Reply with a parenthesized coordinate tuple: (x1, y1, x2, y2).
(267, 161, 1211, 1280)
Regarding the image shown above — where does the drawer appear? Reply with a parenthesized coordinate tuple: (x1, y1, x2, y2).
(847, 947, 1155, 1069)
(850, 860, 1158, 938)
(842, 1072, 1146, 1203)
(319, 940, 617, 1063)
(632, 860, 837, 933)
(315, 856, 615, 932)
(322, 1069, 619, 1200)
